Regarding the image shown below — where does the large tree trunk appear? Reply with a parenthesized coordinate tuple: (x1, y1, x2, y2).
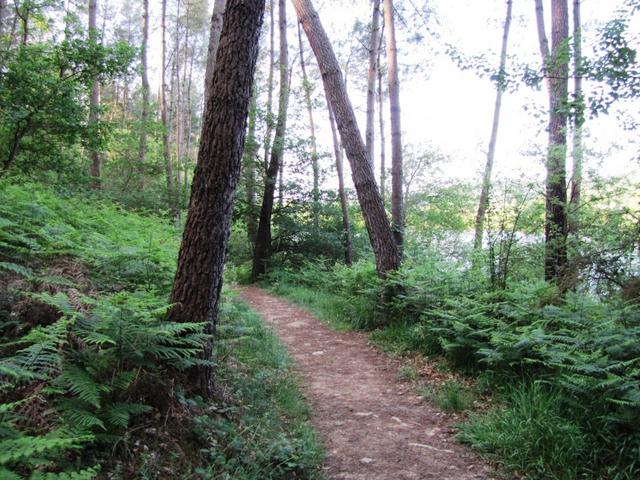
(568, 0, 583, 234)
(298, 21, 320, 230)
(473, 0, 512, 252)
(251, 0, 289, 281)
(292, 0, 400, 276)
(535, 0, 569, 284)
(203, 0, 226, 113)
(161, 0, 173, 204)
(138, 0, 150, 177)
(328, 102, 353, 266)
(88, 0, 101, 187)
(168, 0, 265, 397)
(383, 0, 404, 254)
(365, 0, 381, 166)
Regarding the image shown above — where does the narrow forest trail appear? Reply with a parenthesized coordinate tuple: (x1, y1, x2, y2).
(238, 286, 496, 480)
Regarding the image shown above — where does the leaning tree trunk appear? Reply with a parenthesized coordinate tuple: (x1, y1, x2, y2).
(365, 0, 381, 166)
(251, 0, 289, 281)
(328, 102, 353, 266)
(568, 0, 583, 235)
(160, 0, 173, 205)
(292, 0, 400, 276)
(383, 0, 404, 254)
(168, 0, 265, 397)
(535, 0, 569, 285)
(203, 0, 226, 114)
(138, 0, 150, 178)
(88, 0, 101, 187)
(298, 21, 320, 231)
(473, 0, 513, 252)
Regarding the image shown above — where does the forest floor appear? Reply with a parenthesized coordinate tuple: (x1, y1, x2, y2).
(238, 286, 497, 480)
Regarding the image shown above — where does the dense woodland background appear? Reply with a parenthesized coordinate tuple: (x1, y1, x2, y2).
(1, 0, 639, 478)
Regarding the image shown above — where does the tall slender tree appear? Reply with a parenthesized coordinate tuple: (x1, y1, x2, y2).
(292, 0, 400, 276)
(328, 102, 353, 266)
(378, 53, 387, 203)
(297, 21, 320, 230)
(535, 0, 569, 284)
(365, 0, 381, 166)
(474, 0, 513, 252)
(88, 0, 101, 186)
(0, 0, 7, 38)
(138, 0, 150, 173)
(252, 0, 290, 281)
(160, 0, 173, 202)
(168, 0, 265, 396)
(568, 0, 583, 234)
(244, 91, 259, 243)
(203, 0, 226, 112)
(383, 0, 404, 253)
(263, 0, 276, 172)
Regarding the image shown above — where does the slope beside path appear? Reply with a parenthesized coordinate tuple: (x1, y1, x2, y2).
(238, 286, 496, 480)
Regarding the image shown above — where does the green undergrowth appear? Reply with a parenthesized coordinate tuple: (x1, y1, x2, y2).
(264, 258, 640, 479)
(0, 181, 323, 479)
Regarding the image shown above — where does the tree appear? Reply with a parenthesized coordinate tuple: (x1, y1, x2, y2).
(383, 0, 404, 253)
(568, 0, 583, 234)
(88, 0, 101, 186)
(251, 0, 289, 281)
(473, 0, 513, 252)
(297, 20, 320, 230)
(203, 0, 226, 111)
(365, 0, 381, 166)
(160, 0, 173, 202)
(328, 101, 353, 266)
(168, 0, 265, 396)
(535, 0, 569, 284)
(137, 0, 149, 173)
(378, 51, 387, 203)
(292, 0, 400, 276)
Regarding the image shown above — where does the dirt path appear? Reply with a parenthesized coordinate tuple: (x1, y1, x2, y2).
(238, 286, 495, 480)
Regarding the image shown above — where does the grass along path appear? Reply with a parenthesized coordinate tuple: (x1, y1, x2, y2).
(238, 286, 495, 480)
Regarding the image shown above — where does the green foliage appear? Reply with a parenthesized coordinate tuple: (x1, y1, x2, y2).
(459, 383, 587, 480)
(0, 181, 323, 478)
(418, 380, 475, 413)
(0, 40, 133, 176)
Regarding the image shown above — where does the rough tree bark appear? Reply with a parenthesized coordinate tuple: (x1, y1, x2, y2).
(292, 0, 400, 276)
(366, 0, 381, 166)
(568, 0, 582, 234)
(383, 0, 404, 253)
(473, 0, 513, 252)
(298, 21, 320, 230)
(168, 0, 265, 397)
(88, 0, 101, 187)
(535, 0, 569, 284)
(161, 0, 173, 203)
(138, 0, 150, 174)
(328, 102, 353, 266)
(203, 0, 226, 113)
(251, 0, 289, 281)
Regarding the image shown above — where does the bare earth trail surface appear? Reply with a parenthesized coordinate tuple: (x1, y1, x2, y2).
(238, 286, 496, 480)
